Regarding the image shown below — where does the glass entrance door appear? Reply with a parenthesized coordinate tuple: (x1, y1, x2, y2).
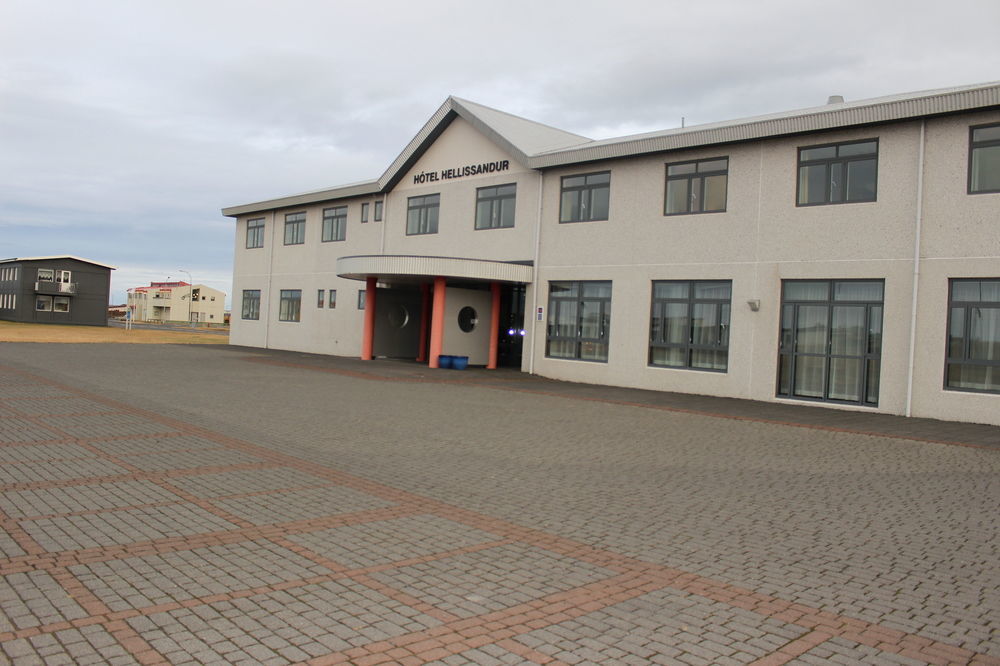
(778, 280, 883, 405)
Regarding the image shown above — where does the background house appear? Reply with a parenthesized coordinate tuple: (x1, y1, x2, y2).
(0, 256, 116, 326)
(126, 281, 226, 325)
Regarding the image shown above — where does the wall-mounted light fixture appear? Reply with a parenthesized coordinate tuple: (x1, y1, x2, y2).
(747, 299, 761, 312)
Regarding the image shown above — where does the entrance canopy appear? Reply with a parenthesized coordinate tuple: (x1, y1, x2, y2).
(336, 255, 532, 284)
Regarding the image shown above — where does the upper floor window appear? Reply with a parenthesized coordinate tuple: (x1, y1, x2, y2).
(946, 278, 1000, 393)
(969, 124, 1000, 194)
(665, 158, 728, 215)
(560, 172, 610, 223)
(374, 200, 383, 221)
(284, 212, 306, 245)
(475, 184, 516, 229)
(328, 289, 337, 309)
(241, 289, 260, 320)
(361, 202, 370, 223)
(322, 206, 347, 242)
(37, 268, 54, 282)
(56, 270, 71, 284)
(797, 139, 877, 206)
(278, 289, 301, 321)
(406, 194, 440, 235)
(246, 218, 265, 248)
(317, 289, 325, 308)
(650, 280, 731, 371)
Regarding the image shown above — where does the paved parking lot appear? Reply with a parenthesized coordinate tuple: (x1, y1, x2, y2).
(0, 343, 997, 665)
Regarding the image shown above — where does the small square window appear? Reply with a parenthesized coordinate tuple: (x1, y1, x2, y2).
(797, 140, 878, 206)
(406, 194, 440, 235)
(284, 212, 306, 245)
(559, 172, 610, 223)
(664, 158, 728, 215)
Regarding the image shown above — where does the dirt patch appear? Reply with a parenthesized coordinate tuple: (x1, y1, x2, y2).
(0, 321, 228, 344)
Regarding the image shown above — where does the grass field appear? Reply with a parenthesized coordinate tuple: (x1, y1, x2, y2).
(0, 321, 228, 344)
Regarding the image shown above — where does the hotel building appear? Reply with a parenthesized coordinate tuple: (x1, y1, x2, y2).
(223, 82, 1000, 425)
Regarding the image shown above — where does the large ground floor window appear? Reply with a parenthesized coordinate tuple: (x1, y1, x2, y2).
(649, 280, 731, 371)
(546, 281, 611, 362)
(778, 280, 883, 405)
(946, 278, 1000, 393)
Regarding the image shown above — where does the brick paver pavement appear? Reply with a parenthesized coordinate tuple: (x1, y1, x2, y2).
(0, 342, 997, 665)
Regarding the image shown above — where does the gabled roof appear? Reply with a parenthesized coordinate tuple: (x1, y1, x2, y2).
(0, 255, 117, 270)
(222, 81, 1000, 217)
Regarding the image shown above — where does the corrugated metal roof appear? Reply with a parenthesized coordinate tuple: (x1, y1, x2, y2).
(222, 81, 1000, 217)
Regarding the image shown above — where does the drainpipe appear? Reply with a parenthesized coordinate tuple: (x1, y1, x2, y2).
(528, 169, 544, 374)
(263, 210, 276, 349)
(904, 120, 926, 417)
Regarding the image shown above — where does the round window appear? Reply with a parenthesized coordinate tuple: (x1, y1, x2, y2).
(457, 306, 478, 332)
(387, 305, 409, 329)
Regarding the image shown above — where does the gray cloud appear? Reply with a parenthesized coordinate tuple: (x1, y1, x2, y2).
(2, 0, 998, 306)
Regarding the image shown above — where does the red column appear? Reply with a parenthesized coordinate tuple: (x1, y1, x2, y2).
(428, 276, 446, 368)
(487, 282, 501, 369)
(416, 283, 431, 363)
(361, 276, 377, 360)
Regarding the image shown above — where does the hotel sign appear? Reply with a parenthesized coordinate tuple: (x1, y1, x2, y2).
(413, 160, 510, 185)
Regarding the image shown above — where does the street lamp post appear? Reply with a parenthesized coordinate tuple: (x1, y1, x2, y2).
(178, 269, 193, 327)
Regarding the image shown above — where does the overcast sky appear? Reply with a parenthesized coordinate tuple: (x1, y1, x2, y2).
(2, 0, 998, 307)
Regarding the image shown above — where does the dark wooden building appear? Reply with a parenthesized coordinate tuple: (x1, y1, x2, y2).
(0, 256, 116, 326)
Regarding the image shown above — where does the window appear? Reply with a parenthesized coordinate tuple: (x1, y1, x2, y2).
(777, 280, 884, 405)
(246, 218, 265, 248)
(317, 289, 325, 308)
(969, 124, 1000, 194)
(328, 289, 337, 309)
(284, 212, 305, 245)
(406, 194, 440, 235)
(946, 279, 1000, 393)
(358, 290, 366, 309)
(56, 270, 71, 283)
(35, 295, 53, 311)
(797, 140, 877, 205)
(665, 158, 728, 215)
(650, 281, 731, 371)
(37, 268, 54, 282)
(322, 206, 347, 242)
(475, 184, 516, 229)
(559, 172, 610, 223)
(546, 281, 612, 362)
(374, 201, 383, 221)
(241, 290, 260, 320)
(361, 202, 369, 223)
(278, 290, 301, 321)
(53, 296, 70, 312)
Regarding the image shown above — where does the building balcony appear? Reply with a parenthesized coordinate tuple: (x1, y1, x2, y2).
(35, 281, 77, 295)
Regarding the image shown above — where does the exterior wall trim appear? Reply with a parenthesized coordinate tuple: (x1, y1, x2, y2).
(336, 255, 533, 284)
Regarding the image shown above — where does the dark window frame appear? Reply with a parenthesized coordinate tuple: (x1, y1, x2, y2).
(649, 280, 731, 372)
(945, 278, 1000, 394)
(358, 289, 366, 310)
(545, 280, 612, 363)
(283, 212, 306, 245)
(278, 289, 301, 322)
(328, 289, 337, 309)
(664, 158, 729, 215)
(241, 289, 261, 320)
(317, 289, 325, 308)
(361, 202, 369, 223)
(321, 206, 347, 242)
(777, 279, 884, 406)
(374, 200, 383, 221)
(406, 193, 440, 235)
(246, 218, 265, 249)
(796, 139, 878, 206)
(475, 183, 517, 230)
(559, 171, 611, 223)
(968, 123, 1000, 194)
